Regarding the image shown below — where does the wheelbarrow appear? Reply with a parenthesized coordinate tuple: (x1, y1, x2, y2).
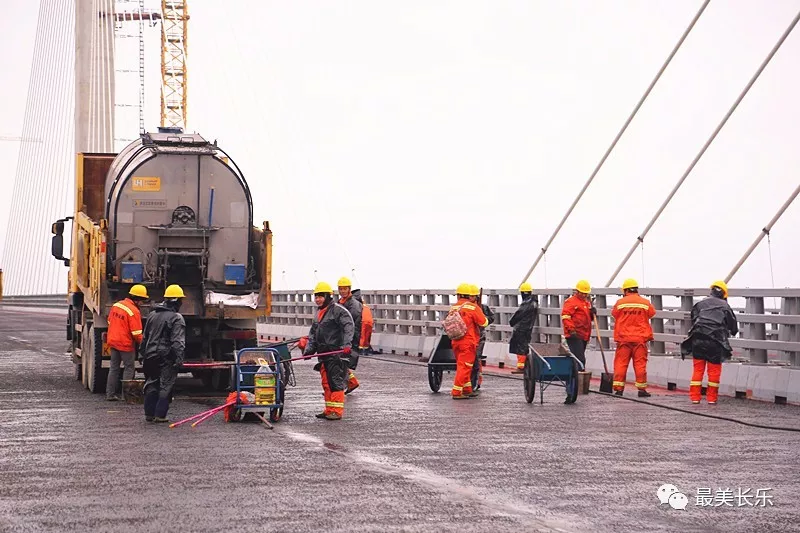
(523, 342, 585, 404)
(426, 333, 456, 393)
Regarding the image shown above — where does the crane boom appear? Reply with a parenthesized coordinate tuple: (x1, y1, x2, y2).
(161, 0, 189, 130)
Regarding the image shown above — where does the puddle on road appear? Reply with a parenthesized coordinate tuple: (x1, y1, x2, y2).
(280, 429, 580, 533)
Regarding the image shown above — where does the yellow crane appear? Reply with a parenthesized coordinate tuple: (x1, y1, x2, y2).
(114, 1, 189, 130)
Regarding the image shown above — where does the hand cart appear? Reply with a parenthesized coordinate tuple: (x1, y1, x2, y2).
(261, 338, 302, 388)
(229, 347, 285, 423)
(523, 342, 585, 404)
(427, 332, 456, 393)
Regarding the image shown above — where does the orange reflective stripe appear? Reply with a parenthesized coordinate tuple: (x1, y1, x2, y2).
(131, 329, 143, 335)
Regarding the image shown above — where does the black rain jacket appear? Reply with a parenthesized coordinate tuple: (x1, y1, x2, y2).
(509, 295, 539, 355)
(680, 295, 738, 364)
(141, 302, 186, 366)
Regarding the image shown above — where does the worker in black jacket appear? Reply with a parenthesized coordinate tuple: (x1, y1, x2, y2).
(337, 277, 362, 394)
(681, 281, 738, 405)
(471, 285, 494, 392)
(304, 282, 354, 420)
(510, 283, 539, 374)
(140, 284, 186, 423)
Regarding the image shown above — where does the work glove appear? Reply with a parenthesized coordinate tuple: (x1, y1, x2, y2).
(342, 346, 352, 355)
(172, 359, 183, 370)
(297, 337, 308, 352)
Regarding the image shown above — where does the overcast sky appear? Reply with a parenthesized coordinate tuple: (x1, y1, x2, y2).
(1, 0, 799, 293)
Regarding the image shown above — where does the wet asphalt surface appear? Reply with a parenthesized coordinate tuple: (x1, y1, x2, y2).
(0, 308, 798, 533)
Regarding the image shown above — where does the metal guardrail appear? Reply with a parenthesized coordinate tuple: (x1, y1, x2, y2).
(0, 294, 68, 309)
(264, 288, 800, 365)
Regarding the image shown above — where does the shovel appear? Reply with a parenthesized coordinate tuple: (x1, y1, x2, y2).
(593, 315, 614, 393)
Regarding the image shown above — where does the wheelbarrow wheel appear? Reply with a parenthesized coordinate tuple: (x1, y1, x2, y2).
(565, 360, 580, 403)
(269, 385, 285, 423)
(523, 357, 538, 403)
(428, 365, 443, 393)
(230, 408, 243, 422)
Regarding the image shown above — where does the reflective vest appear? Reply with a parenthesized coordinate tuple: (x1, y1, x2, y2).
(107, 298, 143, 352)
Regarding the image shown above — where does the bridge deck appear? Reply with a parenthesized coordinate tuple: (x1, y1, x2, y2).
(0, 308, 796, 532)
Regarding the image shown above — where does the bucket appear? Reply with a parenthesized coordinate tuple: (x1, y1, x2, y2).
(577, 371, 592, 395)
(122, 379, 145, 404)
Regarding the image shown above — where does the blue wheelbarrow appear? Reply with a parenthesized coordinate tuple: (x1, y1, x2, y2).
(523, 342, 585, 404)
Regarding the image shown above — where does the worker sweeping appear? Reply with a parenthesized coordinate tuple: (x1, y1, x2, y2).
(140, 284, 186, 423)
(509, 282, 539, 374)
(337, 277, 362, 394)
(561, 280, 593, 404)
(304, 282, 354, 420)
(680, 281, 738, 405)
(352, 289, 374, 355)
(610, 279, 656, 397)
(444, 283, 488, 399)
(470, 285, 494, 392)
(106, 284, 148, 401)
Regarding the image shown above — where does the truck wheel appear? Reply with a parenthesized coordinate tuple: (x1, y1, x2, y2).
(74, 363, 82, 381)
(86, 325, 108, 394)
(210, 369, 231, 391)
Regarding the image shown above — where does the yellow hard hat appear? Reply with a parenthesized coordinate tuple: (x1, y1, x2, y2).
(337, 277, 352, 288)
(519, 282, 533, 293)
(314, 281, 333, 294)
(575, 280, 591, 294)
(456, 283, 472, 295)
(164, 284, 185, 298)
(468, 284, 481, 296)
(710, 280, 728, 298)
(621, 278, 638, 291)
(129, 284, 148, 298)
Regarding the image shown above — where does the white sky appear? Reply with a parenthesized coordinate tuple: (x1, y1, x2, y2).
(1, 0, 799, 293)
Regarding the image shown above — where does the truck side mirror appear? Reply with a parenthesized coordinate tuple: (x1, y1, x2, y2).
(50, 218, 71, 266)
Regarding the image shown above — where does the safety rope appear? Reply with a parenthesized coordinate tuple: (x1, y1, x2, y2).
(640, 240, 646, 287)
(766, 232, 778, 312)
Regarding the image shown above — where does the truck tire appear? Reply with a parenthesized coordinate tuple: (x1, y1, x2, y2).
(86, 325, 108, 394)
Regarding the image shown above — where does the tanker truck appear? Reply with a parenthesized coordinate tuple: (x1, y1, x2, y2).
(50, 128, 272, 393)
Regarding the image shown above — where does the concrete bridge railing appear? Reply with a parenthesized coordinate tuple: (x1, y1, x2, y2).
(261, 288, 800, 366)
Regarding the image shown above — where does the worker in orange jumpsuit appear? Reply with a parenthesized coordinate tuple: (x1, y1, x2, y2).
(352, 289, 374, 355)
(561, 280, 593, 404)
(106, 284, 148, 401)
(337, 277, 361, 394)
(680, 281, 738, 405)
(469, 285, 494, 392)
(303, 281, 354, 420)
(611, 278, 656, 397)
(448, 283, 488, 399)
